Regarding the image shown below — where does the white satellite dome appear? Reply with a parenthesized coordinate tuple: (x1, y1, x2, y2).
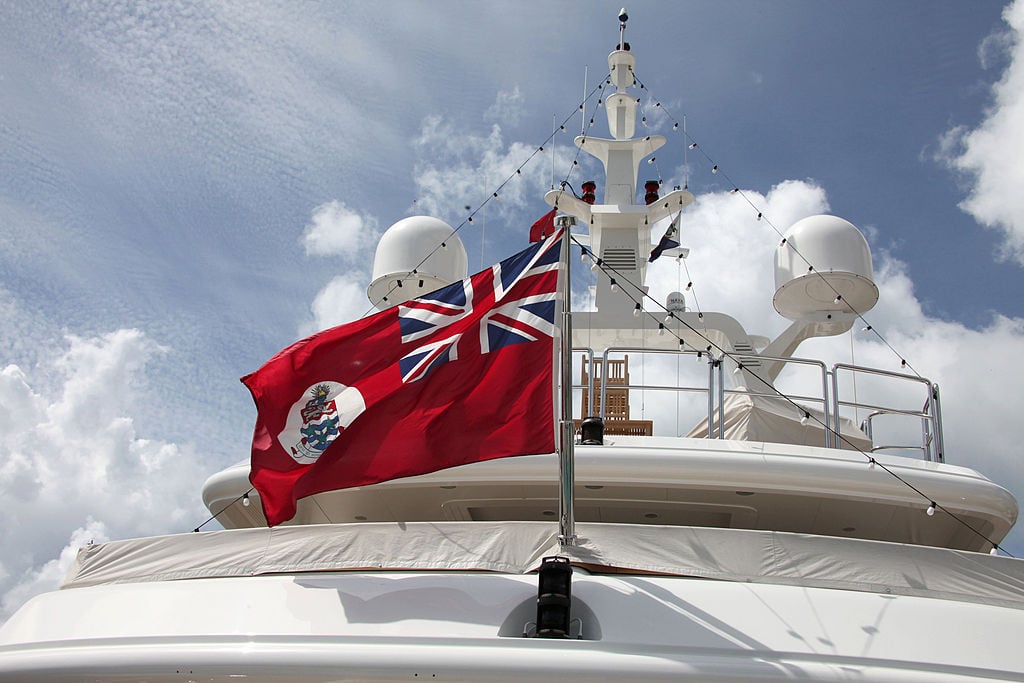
(773, 214, 878, 321)
(367, 216, 468, 310)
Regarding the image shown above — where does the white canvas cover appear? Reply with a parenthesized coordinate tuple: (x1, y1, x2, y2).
(687, 392, 873, 451)
(63, 522, 1024, 610)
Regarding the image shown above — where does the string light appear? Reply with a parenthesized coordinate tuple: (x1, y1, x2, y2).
(633, 303, 642, 317)
(658, 322, 665, 335)
(926, 502, 936, 516)
(868, 457, 876, 469)
(800, 412, 809, 426)
(609, 278, 618, 292)
(242, 493, 251, 507)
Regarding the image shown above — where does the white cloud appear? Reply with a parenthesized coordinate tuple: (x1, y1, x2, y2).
(484, 86, 525, 126)
(0, 330, 206, 623)
(635, 179, 1024, 552)
(303, 275, 374, 336)
(301, 200, 378, 259)
(413, 110, 590, 227)
(298, 201, 381, 336)
(645, 179, 830, 338)
(940, 0, 1024, 264)
(1, 520, 109, 618)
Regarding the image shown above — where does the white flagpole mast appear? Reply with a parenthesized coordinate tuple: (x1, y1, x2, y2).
(556, 215, 577, 547)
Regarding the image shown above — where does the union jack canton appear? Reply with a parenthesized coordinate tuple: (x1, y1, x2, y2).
(396, 231, 562, 384)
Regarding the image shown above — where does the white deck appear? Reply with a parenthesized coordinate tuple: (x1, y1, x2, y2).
(204, 437, 1017, 553)
(2, 522, 1024, 682)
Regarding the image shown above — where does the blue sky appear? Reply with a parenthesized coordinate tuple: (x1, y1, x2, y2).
(2, 1, 1024, 618)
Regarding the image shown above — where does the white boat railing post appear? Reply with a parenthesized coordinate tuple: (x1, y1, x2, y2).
(931, 383, 945, 463)
(557, 215, 577, 547)
(706, 353, 716, 438)
(717, 355, 726, 438)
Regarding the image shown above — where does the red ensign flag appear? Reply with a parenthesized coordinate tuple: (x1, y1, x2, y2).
(243, 231, 562, 526)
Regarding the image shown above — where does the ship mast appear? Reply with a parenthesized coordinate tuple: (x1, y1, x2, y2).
(544, 10, 694, 348)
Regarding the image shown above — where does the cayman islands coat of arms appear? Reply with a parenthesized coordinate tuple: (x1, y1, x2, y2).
(277, 381, 367, 465)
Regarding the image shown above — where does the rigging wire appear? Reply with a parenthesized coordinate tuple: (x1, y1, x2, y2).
(193, 487, 255, 532)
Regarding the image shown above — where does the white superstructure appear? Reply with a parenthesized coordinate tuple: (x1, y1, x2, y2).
(2, 10, 1022, 682)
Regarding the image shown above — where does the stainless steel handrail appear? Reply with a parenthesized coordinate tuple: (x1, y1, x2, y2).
(831, 363, 941, 462)
(571, 348, 944, 462)
(728, 353, 831, 447)
(571, 347, 596, 420)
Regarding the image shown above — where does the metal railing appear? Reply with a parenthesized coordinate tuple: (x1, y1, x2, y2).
(832, 364, 944, 462)
(572, 347, 945, 462)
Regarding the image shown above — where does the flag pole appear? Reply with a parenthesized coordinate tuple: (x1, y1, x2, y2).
(555, 214, 577, 547)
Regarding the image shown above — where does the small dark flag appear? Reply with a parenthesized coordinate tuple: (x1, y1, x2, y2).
(649, 213, 681, 262)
